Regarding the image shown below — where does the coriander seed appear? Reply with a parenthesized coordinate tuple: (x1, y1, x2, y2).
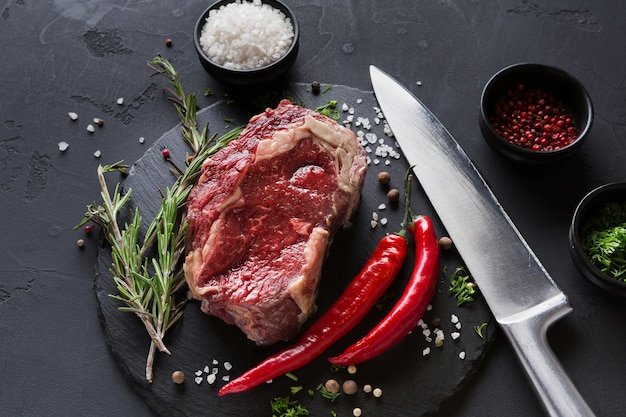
(172, 370, 185, 384)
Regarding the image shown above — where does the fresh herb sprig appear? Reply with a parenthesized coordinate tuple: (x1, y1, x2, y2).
(76, 55, 242, 382)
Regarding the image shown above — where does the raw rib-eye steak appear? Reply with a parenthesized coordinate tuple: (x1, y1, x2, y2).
(184, 100, 367, 345)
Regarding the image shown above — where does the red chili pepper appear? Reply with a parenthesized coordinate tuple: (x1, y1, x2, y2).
(218, 232, 408, 396)
(328, 215, 440, 365)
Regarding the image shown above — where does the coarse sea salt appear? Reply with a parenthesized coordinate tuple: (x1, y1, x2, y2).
(199, 0, 294, 70)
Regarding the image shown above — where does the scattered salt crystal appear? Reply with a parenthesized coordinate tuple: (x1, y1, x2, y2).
(194, 376, 203, 384)
(451, 331, 461, 340)
(418, 319, 427, 329)
(455, 322, 462, 329)
(373, 159, 380, 165)
(378, 203, 387, 210)
(213, 359, 218, 365)
(342, 103, 349, 112)
(416, 81, 423, 86)
(380, 218, 388, 226)
(117, 97, 124, 105)
(207, 374, 217, 384)
(139, 137, 145, 144)
(222, 375, 230, 382)
(356, 98, 363, 104)
(451, 314, 459, 324)
(195, 370, 203, 376)
(204, 365, 210, 373)
(370, 220, 378, 228)
(93, 150, 101, 158)
(58, 141, 69, 152)
(459, 351, 466, 360)
(224, 361, 232, 371)
(372, 212, 378, 221)
(422, 329, 431, 337)
(426, 304, 433, 311)
(422, 347, 431, 356)
(68, 112, 78, 121)
(87, 124, 95, 133)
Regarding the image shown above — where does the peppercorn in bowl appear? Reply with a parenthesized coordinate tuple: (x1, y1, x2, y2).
(569, 182, 626, 297)
(479, 63, 593, 164)
(193, 0, 299, 86)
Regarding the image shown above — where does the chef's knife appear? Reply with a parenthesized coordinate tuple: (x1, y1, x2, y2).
(370, 65, 594, 417)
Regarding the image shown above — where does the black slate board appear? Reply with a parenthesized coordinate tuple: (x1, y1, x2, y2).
(95, 83, 495, 417)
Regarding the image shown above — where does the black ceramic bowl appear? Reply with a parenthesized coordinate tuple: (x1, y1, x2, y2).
(569, 182, 626, 296)
(479, 63, 593, 164)
(193, 0, 299, 86)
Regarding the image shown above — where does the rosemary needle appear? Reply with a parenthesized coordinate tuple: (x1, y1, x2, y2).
(76, 55, 242, 382)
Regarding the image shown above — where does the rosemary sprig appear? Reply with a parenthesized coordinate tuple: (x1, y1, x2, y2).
(76, 55, 242, 382)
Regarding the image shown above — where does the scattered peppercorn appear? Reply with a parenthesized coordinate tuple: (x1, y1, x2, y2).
(76, 239, 84, 248)
(372, 387, 383, 398)
(377, 171, 391, 186)
(311, 81, 321, 95)
(171, 370, 185, 384)
(438, 236, 453, 250)
(342, 380, 358, 395)
(165, 38, 173, 47)
(363, 384, 372, 393)
(489, 84, 578, 152)
(353, 407, 363, 417)
(162, 149, 171, 159)
(324, 379, 340, 394)
(84, 225, 92, 235)
(346, 364, 357, 375)
(387, 188, 400, 203)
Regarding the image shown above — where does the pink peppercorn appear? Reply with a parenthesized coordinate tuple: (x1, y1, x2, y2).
(489, 85, 578, 152)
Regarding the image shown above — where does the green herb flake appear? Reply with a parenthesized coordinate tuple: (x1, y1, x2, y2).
(270, 396, 309, 417)
(314, 100, 340, 120)
(474, 322, 488, 338)
(449, 266, 476, 306)
(317, 384, 341, 402)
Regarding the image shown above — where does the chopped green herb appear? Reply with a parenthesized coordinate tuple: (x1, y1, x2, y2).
(322, 84, 333, 94)
(317, 383, 341, 402)
(270, 396, 309, 417)
(449, 266, 476, 306)
(329, 364, 342, 373)
(315, 100, 340, 120)
(204, 87, 215, 97)
(474, 322, 488, 338)
(290, 385, 303, 395)
(286, 372, 299, 381)
(581, 201, 626, 281)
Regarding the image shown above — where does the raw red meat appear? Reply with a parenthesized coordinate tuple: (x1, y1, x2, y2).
(183, 100, 367, 345)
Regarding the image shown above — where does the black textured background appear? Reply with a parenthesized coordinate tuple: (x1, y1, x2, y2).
(1, 1, 625, 416)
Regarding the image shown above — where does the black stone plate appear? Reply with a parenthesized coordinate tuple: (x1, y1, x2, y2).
(95, 83, 495, 417)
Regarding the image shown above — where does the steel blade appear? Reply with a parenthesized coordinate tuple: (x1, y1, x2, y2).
(370, 65, 595, 417)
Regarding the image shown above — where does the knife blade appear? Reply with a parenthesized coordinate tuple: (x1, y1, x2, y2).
(370, 65, 594, 417)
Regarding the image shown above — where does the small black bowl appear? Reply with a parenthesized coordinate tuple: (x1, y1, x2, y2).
(569, 182, 626, 296)
(479, 63, 593, 164)
(193, 0, 299, 86)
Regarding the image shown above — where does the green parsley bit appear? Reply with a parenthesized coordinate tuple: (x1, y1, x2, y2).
(474, 322, 488, 338)
(449, 266, 476, 306)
